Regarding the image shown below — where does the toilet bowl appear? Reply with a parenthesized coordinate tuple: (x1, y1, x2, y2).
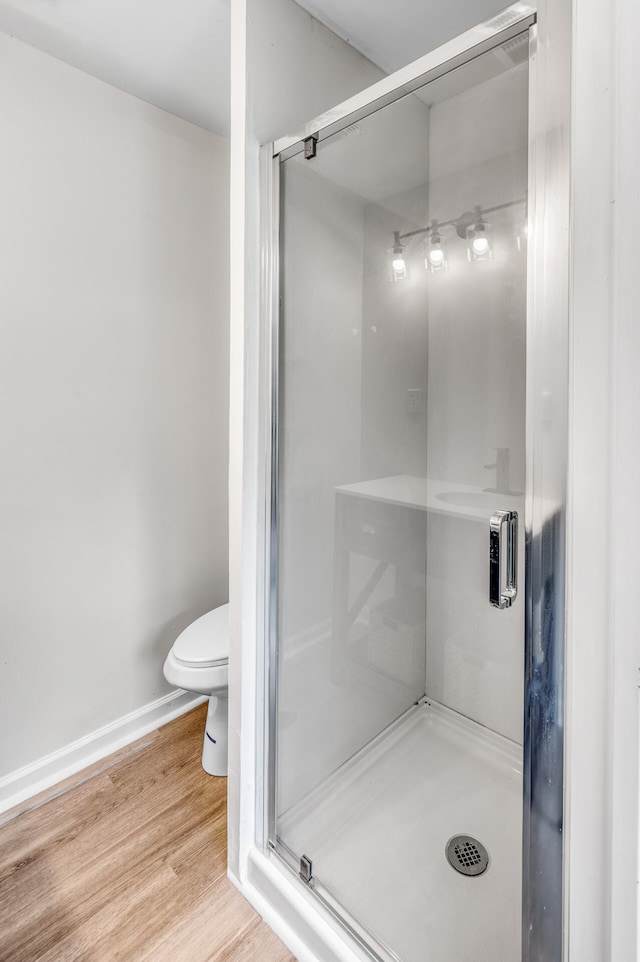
(163, 603, 229, 776)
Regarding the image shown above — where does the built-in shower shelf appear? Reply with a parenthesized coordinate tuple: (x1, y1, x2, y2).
(335, 475, 524, 522)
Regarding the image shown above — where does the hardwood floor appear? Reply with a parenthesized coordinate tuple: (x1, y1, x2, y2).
(0, 705, 296, 962)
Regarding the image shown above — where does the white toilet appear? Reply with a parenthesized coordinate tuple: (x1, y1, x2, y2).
(163, 603, 229, 776)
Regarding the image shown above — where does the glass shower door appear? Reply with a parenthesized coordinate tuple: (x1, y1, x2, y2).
(272, 32, 529, 962)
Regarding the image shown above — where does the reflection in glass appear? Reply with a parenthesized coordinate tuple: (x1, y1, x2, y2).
(274, 38, 528, 962)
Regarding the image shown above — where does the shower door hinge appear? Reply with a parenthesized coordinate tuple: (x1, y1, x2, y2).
(299, 854, 314, 886)
(303, 135, 317, 160)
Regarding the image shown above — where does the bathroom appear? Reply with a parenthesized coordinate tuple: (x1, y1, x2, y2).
(0, 1, 638, 961)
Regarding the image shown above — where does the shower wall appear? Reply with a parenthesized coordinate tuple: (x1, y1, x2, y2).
(279, 164, 365, 647)
(276, 97, 431, 815)
(279, 95, 430, 650)
(424, 67, 528, 743)
(279, 64, 528, 777)
(360, 187, 429, 482)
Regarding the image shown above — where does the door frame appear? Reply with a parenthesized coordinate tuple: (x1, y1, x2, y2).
(256, 4, 571, 960)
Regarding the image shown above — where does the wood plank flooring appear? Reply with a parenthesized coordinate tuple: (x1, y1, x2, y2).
(0, 705, 296, 962)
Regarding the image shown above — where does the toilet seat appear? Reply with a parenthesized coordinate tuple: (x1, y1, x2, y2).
(163, 603, 229, 696)
(173, 605, 229, 668)
(163, 649, 228, 694)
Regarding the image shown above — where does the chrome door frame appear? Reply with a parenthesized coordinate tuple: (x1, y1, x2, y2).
(259, 4, 571, 959)
(523, 8, 571, 960)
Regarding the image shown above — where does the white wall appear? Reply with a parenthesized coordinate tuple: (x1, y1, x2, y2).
(566, 0, 640, 957)
(0, 33, 229, 780)
(609, 2, 640, 955)
(248, 0, 383, 145)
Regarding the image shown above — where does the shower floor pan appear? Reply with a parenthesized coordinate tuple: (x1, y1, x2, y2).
(278, 700, 523, 962)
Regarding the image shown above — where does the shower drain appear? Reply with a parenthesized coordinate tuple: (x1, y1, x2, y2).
(445, 835, 490, 877)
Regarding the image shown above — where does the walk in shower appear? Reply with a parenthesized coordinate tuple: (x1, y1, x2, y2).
(262, 7, 565, 962)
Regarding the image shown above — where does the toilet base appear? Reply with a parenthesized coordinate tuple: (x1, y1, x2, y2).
(201, 692, 228, 776)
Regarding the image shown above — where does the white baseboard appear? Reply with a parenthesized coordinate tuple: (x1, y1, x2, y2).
(0, 689, 207, 817)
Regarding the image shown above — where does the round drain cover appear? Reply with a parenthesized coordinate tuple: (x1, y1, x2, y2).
(445, 835, 490, 877)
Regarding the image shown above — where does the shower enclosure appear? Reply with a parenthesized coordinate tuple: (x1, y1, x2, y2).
(261, 7, 565, 961)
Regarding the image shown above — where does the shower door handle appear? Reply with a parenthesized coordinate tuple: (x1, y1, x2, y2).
(489, 510, 518, 609)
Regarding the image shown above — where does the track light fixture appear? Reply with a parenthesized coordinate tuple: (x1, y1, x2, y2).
(390, 197, 525, 279)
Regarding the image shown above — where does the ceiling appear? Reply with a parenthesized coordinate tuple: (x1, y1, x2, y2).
(0, 0, 231, 135)
(0, 0, 510, 137)
(295, 0, 515, 75)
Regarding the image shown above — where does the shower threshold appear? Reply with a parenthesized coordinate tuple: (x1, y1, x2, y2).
(277, 700, 523, 962)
